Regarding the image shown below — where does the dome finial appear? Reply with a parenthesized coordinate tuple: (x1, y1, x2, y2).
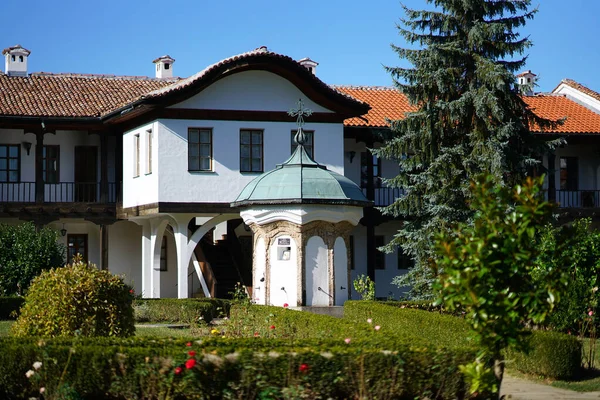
(288, 98, 312, 146)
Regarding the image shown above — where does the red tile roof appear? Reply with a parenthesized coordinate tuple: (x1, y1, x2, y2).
(0, 73, 178, 118)
(335, 86, 416, 128)
(336, 86, 600, 134)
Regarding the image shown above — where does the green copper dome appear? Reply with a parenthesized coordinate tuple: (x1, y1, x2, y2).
(231, 144, 371, 207)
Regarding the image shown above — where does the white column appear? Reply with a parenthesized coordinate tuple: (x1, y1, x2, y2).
(175, 221, 189, 299)
(150, 220, 162, 298)
(141, 221, 152, 298)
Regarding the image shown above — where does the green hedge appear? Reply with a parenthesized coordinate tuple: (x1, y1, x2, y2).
(0, 297, 24, 320)
(133, 298, 230, 324)
(0, 336, 473, 400)
(505, 331, 582, 379)
(344, 301, 582, 380)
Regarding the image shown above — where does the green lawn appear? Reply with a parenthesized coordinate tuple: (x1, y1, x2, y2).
(0, 320, 202, 339)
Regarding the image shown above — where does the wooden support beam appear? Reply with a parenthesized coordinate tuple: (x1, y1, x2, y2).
(34, 130, 44, 204)
(100, 133, 108, 203)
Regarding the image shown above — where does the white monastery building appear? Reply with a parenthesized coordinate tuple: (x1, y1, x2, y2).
(2, 44, 600, 301)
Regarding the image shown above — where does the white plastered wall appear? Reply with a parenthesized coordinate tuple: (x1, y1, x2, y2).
(269, 235, 297, 306)
(108, 220, 143, 292)
(122, 122, 159, 208)
(305, 236, 329, 306)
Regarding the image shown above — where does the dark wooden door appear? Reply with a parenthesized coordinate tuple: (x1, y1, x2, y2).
(74, 146, 97, 202)
(67, 234, 88, 263)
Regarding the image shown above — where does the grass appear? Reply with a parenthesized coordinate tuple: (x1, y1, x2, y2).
(0, 320, 204, 339)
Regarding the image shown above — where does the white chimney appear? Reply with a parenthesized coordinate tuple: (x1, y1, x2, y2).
(2, 44, 31, 77)
(298, 57, 318, 75)
(152, 55, 175, 78)
(517, 70, 537, 96)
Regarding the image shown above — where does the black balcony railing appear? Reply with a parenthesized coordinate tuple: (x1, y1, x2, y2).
(0, 182, 35, 202)
(362, 187, 407, 207)
(0, 182, 116, 203)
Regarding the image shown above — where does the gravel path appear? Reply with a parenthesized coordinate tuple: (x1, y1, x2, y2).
(501, 374, 600, 399)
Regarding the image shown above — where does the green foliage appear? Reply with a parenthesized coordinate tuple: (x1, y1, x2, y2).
(0, 296, 25, 320)
(11, 257, 135, 338)
(0, 222, 65, 296)
(534, 218, 600, 334)
(381, 0, 560, 300)
(133, 298, 230, 324)
(435, 176, 567, 391)
(505, 331, 582, 379)
(352, 274, 375, 301)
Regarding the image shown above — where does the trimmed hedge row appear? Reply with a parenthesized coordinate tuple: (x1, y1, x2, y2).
(344, 301, 582, 379)
(133, 298, 230, 324)
(0, 336, 474, 400)
(0, 296, 24, 320)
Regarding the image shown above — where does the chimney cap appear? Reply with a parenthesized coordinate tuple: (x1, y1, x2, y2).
(298, 57, 318, 67)
(152, 55, 175, 64)
(2, 44, 31, 56)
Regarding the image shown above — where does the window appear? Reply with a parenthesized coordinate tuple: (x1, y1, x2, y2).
(133, 134, 140, 177)
(67, 234, 88, 263)
(159, 236, 167, 271)
(349, 236, 355, 270)
(290, 130, 314, 158)
(42, 145, 59, 184)
(361, 152, 382, 188)
(397, 247, 414, 270)
(240, 129, 263, 172)
(560, 157, 578, 191)
(188, 128, 212, 171)
(146, 130, 153, 174)
(0, 145, 19, 182)
(19, 56, 23, 62)
(165, 63, 170, 70)
(375, 235, 385, 270)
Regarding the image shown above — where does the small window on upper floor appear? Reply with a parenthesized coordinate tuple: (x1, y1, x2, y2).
(0, 144, 20, 183)
(290, 130, 314, 158)
(19, 56, 23, 62)
(361, 152, 382, 188)
(133, 134, 140, 178)
(11, 55, 15, 62)
(146, 130, 153, 174)
(188, 128, 212, 171)
(164, 63, 170, 70)
(240, 129, 263, 172)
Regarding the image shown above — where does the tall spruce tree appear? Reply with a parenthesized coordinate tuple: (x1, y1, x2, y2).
(377, 0, 560, 299)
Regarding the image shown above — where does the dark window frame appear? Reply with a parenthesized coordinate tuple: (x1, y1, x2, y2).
(240, 129, 264, 173)
(560, 156, 578, 191)
(42, 145, 60, 184)
(290, 130, 314, 158)
(67, 234, 88, 264)
(0, 144, 20, 183)
(361, 151, 382, 188)
(159, 236, 167, 271)
(397, 246, 414, 270)
(188, 128, 213, 172)
(349, 235, 355, 270)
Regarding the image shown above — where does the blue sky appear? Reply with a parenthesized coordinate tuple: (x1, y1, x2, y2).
(1, 0, 598, 93)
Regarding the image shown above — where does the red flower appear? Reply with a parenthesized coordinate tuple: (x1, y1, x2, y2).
(254, 332, 260, 337)
(185, 359, 196, 369)
(174, 367, 182, 375)
(299, 363, 309, 373)
(188, 350, 196, 357)
(283, 303, 289, 308)
(129, 289, 134, 294)
(269, 325, 275, 330)
(186, 342, 192, 347)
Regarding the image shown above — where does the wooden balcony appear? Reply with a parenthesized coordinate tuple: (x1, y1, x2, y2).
(0, 182, 117, 203)
(362, 187, 406, 207)
(551, 190, 600, 209)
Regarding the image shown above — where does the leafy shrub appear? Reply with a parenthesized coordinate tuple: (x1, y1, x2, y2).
(0, 296, 25, 320)
(0, 222, 65, 296)
(11, 258, 135, 338)
(535, 218, 600, 334)
(353, 274, 375, 300)
(133, 298, 230, 324)
(505, 331, 582, 379)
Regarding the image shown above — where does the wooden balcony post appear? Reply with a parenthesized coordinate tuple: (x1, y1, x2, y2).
(548, 152, 556, 203)
(35, 129, 44, 204)
(100, 224, 109, 270)
(100, 133, 108, 203)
